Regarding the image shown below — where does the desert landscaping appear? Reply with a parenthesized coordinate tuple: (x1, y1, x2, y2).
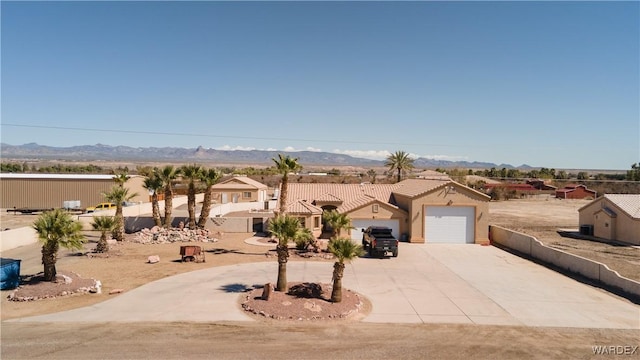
(1, 196, 639, 359)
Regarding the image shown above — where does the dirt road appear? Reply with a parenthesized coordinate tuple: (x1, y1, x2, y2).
(2, 322, 638, 360)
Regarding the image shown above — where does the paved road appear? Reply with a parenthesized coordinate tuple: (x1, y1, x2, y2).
(8, 244, 639, 329)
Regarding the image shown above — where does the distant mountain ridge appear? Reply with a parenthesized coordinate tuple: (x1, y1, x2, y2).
(0, 143, 529, 169)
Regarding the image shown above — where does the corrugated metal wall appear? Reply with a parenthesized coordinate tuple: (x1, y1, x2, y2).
(1, 177, 147, 210)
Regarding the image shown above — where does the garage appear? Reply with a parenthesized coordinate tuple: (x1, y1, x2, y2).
(425, 206, 475, 244)
(350, 219, 400, 241)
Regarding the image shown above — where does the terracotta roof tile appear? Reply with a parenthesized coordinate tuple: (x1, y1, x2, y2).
(286, 200, 323, 214)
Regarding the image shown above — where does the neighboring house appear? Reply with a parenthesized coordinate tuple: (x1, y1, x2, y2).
(578, 194, 640, 245)
(555, 184, 597, 199)
(285, 179, 491, 244)
(0, 173, 147, 210)
(210, 176, 268, 204)
(414, 170, 451, 180)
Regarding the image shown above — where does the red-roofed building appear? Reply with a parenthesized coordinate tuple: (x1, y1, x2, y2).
(555, 184, 596, 200)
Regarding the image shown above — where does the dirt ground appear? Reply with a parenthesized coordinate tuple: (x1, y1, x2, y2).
(488, 197, 640, 282)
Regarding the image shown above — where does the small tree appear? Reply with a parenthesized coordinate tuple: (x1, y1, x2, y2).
(322, 210, 353, 241)
(33, 209, 86, 281)
(328, 237, 364, 303)
(198, 168, 222, 228)
(366, 169, 377, 184)
(142, 168, 164, 227)
(92, 216, 116, 253)
(103, 185, 138, 241)
(181, 164, 202, 229)
(268, 215, 300, 292)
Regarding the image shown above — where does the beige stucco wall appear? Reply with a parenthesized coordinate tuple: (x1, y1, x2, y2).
(398, 185, 490, 244)
(345, 201, 408, 236)
(579, 198, 640, 245)
(211, 189, 261, 204)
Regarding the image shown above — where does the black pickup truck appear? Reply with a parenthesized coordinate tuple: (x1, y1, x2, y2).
(362, 226, 398, 258)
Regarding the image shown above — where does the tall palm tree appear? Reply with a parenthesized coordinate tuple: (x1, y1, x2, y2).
(142, 168, 163, 227)
(33, 209, 86, 281)
(181, 164, 202, 229)
(328, 237, 364, 303)
(267, 215, 300, 292)
(272, 154, 302, 215)
(385, 150, 414, 183)
(322, 210, 353, 240)
(158, 165, 181, 228)
(92, 216, 116, 253)
(198, 167, 222, 229)
(103, 185, 138, 241)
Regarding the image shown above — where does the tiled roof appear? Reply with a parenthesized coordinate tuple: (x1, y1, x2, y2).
(390, 179, 452, 197)
(286, 200, 323, 214)
(605, 194, 640, 219)
(314, 192, 344, 203)
(414, 170, 451, 180)
(214, 176, 267, 189)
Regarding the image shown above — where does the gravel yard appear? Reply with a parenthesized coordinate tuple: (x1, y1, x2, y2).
(488, 197, 640, 282)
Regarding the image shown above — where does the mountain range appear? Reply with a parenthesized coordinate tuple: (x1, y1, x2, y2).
(0, 143, 530, 169)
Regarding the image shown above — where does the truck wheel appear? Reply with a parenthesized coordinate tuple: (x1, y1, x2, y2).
(368, 246, 374, 257)
(392, 250, 398, 257)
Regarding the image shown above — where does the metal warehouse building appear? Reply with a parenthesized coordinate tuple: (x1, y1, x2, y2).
(0, 174, 147, 210)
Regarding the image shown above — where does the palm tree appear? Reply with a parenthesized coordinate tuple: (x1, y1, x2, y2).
(103, 185, 138, 241)
(367, 169, 377, 184)
(33, 209, 86, 281)
(142, 168, 163, 227)
(92, 216, 116, 253)
(158, 165, 181, 228)
(113, 170, 130, 188)
(385, 150, 414, 183)
(328, 237, 364, 303)
(181, 164, 202, 229)
(322, 210, 353, 240)
(197, 167, 222, 229)
(267, 215, 300, 292)
(272, 154, 302, 215)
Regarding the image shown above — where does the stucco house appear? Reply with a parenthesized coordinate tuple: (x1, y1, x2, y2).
(555, 184, 596, 199)
(285, 179, 491, 244)
(210, 176, 268, 204)
(578, 194, 640, 245)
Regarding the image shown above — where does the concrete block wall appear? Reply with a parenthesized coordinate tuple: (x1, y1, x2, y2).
(0, 227, 38, 252)
(490, 225, 640, 299)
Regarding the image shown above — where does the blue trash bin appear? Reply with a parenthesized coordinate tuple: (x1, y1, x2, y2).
(1, 258, 22, 290)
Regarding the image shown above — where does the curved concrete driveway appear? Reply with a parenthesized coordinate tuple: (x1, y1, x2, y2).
(9, 244, 639, 329)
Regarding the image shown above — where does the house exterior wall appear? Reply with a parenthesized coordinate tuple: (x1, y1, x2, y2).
(345, 202, 408, 237)
(400, 186, 490, 244)
(211, 189, 261, 204)
(578, 198, 640, 245)
(0, 176, 147, 210)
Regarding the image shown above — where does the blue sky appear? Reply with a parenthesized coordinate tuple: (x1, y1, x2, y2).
(1, 1, 638, 170)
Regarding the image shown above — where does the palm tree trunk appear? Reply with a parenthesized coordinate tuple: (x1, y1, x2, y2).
(164, 187, 173, 228)
(279, 175, 288, 214)
(187, 185, 196, 229)
(42, 243, 59, 282)
(115, 206, 124, 241)
(152, 193, 162, 227)
(275, 244, 289, 292)
(331, 261, 345, 302)
(397, 168, 401, 183)
(96, 232, 109, 253)
(197, 188, 212, 229)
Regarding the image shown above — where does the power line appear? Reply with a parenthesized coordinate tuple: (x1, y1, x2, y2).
(0, 123, 466, 148)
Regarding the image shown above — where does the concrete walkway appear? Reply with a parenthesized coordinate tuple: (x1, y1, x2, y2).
(8, 244, 640, 329)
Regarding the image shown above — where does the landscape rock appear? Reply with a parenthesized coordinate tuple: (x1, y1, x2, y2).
(261, 283, 273, 301)
(130, 227, 217, 244)
(287, 282, 323, 298)
(109, 288, 124, 295)
(147, 255, 160, 264)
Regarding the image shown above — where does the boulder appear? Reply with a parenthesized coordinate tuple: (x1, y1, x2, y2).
(147, 255, 160, 264)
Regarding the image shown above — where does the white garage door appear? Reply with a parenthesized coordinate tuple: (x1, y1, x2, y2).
(350, 219, 400, 241)
(425, 206, 475, 244)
